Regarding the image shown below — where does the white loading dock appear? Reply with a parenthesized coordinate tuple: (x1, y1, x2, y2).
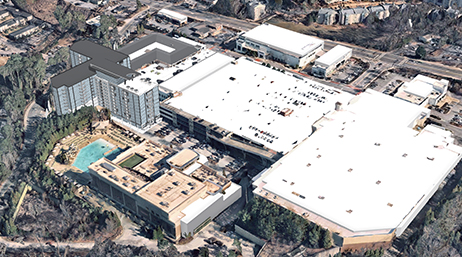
(181, 183, 242, 236)
(253, 90, 462, 245)
(312, 45, 352, 78)
(235, 24, 324, 68)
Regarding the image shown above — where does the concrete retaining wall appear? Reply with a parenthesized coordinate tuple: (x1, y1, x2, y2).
(234, 224, 266, 246)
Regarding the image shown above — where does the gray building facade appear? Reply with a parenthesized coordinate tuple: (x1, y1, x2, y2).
(51, 39, 161, 130)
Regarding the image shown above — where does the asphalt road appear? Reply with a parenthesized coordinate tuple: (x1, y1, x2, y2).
(167, 5, 258, 31)
(324, 40, 462, 80)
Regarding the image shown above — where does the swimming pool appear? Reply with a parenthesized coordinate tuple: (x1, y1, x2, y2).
(73, 139, 122, 172)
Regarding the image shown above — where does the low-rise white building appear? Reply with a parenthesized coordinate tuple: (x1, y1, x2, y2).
(395, 74, 449, 106)
(253, 89, 462, 246)
(157, 9, 188, 25)
(247, 1, 266, 20)
(235, 24, 324, 68)
(312, 45, 352, 78)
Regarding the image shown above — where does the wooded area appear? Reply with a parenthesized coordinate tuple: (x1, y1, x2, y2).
(305, 4, 462, 51)
(236, 197, 332, 248)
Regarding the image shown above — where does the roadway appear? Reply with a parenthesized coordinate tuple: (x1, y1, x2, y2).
(324, 40, 462, 80)
(146, 4, 462, 80)
(160, 5, 259, 31)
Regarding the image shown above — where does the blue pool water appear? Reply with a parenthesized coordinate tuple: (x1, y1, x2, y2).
(73, 139, 123, 172)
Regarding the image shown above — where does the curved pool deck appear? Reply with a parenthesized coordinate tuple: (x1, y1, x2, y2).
(73, 138, 123, 172)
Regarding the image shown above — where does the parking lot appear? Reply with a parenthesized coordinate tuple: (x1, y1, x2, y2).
(176, 22, 237, 46)
(328, 58, 368, 84)
(369, 71, 408, 95)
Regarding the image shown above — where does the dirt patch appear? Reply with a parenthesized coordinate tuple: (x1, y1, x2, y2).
(258, 236, 300, 257)
(12, 0, 60, 24)
(58, 35, 76, 47)
(0, 56, 9, 67)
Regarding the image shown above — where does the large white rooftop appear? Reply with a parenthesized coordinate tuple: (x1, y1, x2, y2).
(165, 56, 354, 154)
(315, 45, 352, 68)
(241, 24, 324, 58)
(404, 74, 449, 98)
(158, 9, 188, 22)
(160, 53, 233, 94)
(254, 90, 462, 235)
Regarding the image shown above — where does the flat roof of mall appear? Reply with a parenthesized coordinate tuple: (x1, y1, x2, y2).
(241, 24, 324, 58)
(254, 90, 462, 235)
(315, 45, 352, 68)
(160, 53, 233, 94)
(164, 56, 354, 154)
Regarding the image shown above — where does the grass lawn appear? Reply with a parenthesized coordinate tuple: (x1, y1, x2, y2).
(120, 154, 146, 169)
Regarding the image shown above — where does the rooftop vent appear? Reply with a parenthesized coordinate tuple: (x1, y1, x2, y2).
(157, 192, 163, 197)
(317, 155, 321, 158)
(307, 163, 311, 167)
(173, 181, 180, 186)
(160, 201, 169, 207)
(339, 135, 344, 138)
(376, 180, 382, 185)
(182, 190, 189, 195)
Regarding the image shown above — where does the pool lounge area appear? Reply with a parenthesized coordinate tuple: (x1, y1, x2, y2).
(73, 139, 124, 172)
